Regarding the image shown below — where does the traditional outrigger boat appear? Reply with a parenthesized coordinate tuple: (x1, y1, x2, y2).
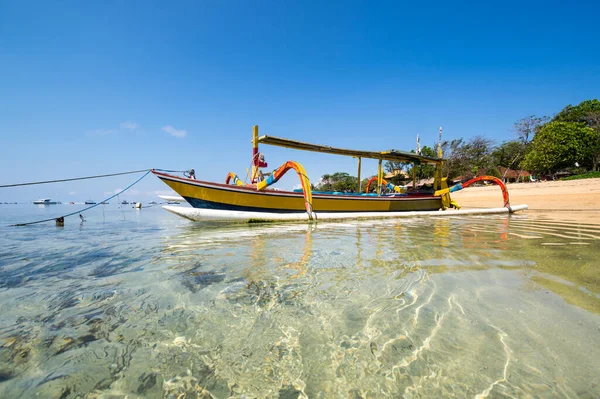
(152, 126, 527, 222)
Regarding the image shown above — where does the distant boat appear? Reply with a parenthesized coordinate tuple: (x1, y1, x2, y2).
(121, 200, 129, 205)
(158, 194, 185, 203)
(84, 200, 96, 204)
(149, 201, 157, 205)
(33, 198, 57, 205)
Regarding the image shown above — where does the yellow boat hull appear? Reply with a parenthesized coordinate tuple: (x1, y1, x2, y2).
(153, 171, 443, 213)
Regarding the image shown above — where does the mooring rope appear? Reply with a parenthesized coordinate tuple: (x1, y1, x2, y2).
(11, 170, 152, 227)
(0, 169, 150, 188)
(0, 168, 188, 188)
(153, 169, 188, 174)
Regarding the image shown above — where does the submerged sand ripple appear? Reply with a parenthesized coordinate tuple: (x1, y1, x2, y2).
(0, 208, 599, 397)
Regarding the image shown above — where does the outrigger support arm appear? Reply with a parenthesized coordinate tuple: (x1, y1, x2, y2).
(365, 176, 407, 194)
(256, 161, 314, 216)
(225, 172, 244, 186)
(435, 175, 511, 208)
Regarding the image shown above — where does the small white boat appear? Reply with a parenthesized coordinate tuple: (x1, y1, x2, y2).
(158, 194, 185, 203)
(33, 198, 57, 205)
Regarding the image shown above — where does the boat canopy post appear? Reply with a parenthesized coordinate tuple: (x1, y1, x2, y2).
(377, 158, 383, 196)
(251, 125, 259, 182)
(357, 157, 362, 192)
(412, 162, 417, 190)
(433, 163, 442, 192)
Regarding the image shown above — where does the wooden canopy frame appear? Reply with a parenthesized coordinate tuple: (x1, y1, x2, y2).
(254, 129, 444, 196)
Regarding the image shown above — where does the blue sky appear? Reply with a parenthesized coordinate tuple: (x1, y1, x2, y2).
(1, 0, 599, 202)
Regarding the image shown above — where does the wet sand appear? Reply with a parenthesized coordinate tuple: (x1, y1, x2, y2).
(451, 178, 600, 216)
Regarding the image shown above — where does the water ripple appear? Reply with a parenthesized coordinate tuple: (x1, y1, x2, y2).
(0, 206, 599, 397)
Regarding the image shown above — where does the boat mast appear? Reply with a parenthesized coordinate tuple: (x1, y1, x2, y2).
(251, 125, 259, 182)
(434, 126, 443, 191)
(356, 157, 362, 192)
(437, 127, 443, 158)
(413, 134, 421, 190)
(251, 125, 268, 183)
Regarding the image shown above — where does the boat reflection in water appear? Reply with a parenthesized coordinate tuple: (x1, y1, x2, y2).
(155, 215, 599, 397)
(1, 212, 598, 398)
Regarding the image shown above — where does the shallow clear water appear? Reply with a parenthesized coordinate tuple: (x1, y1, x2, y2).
(0, 204, 599, 398)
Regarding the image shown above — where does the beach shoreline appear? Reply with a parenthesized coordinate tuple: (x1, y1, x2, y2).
(451, 177, 600, 212)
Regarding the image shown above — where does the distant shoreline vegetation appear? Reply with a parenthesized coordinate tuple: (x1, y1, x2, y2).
(561, 171, 600, 181)
(315, 99, 600, 191)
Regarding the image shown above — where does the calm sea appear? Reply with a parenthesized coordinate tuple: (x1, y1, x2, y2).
(0, 204, 598, 398)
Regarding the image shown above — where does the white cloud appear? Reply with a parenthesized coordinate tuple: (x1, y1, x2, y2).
(68, 191, 76, 195)
(120, 121, 139, 130)
(162, 125, 187, 138)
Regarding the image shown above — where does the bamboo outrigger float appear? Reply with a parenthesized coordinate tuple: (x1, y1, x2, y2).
(152, 126, 528, 222)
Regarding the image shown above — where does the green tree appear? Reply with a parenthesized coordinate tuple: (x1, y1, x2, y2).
(441, 138, 470, 179)
(552, 99, 600, 124)
(384, 160, 411, 185)
(318, 174, 333, 191)
(406, 146, 436, 181)
(492, 140, 523, 168)
(491, 116, 547, 180)
(523, 122, 597, 174)
(441, 137, 495, 179)
(586, 112, 600, 170)
(360, 178, 371, 192)
(315, 172, 359, 192)
(465, 136, 495, 173)
(550, 100, 600, 171)
(487, 167, 502, 178)
(514, 116, 547, 143)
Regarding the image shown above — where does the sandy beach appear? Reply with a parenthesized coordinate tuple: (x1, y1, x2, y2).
(451, 177, 600, 215)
